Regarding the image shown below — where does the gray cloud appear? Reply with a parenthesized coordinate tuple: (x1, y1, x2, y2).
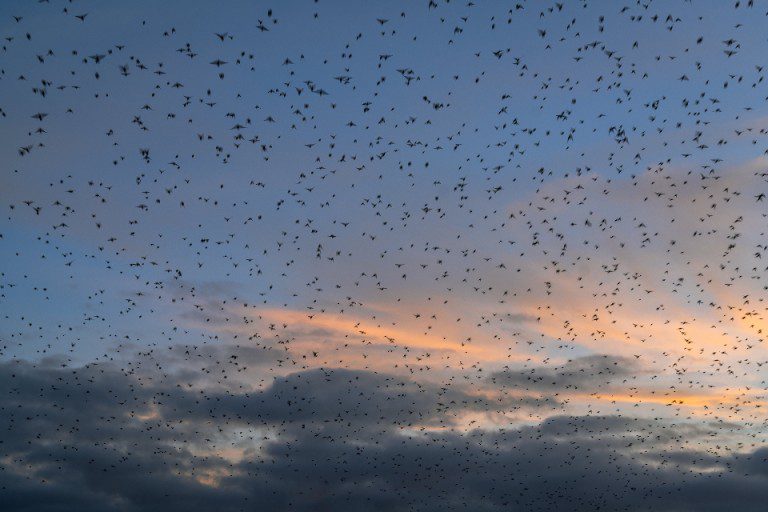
(1, 359, 765, 512)
(489, 354, 645, 392)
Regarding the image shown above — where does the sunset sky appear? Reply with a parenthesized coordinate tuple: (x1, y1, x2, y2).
(1, 1, 768, 510)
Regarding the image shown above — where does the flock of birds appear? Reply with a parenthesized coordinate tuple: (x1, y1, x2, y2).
(1, 1, 768, 511)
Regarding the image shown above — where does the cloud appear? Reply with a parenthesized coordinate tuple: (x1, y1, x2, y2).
(1, 359, 766, 512)
(488, 354, 645, 391)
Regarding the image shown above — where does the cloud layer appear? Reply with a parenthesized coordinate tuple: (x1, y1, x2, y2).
(2, 358, 767, 512)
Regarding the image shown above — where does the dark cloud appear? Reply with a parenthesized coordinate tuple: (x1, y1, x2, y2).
(161, 366, 520, 429)
(489, 354, 645, 392)
(1, 359, 765, 512)
(142, 340, 285, 383)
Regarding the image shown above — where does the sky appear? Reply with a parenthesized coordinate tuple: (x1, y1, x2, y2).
(1, 0, 768, 510)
